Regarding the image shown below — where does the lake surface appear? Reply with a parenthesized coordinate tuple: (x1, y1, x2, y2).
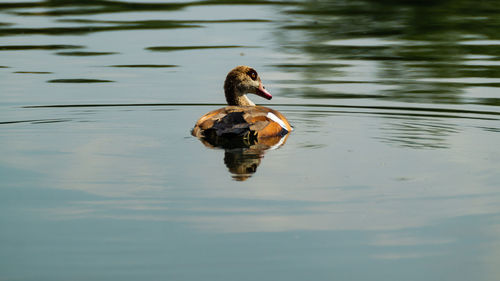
(1, 0, 500, 280)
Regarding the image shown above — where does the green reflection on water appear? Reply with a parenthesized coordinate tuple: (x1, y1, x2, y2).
(48, 79, 114, 83)
(14, 71, 53, 74)
(0, 0, 294, 16)
(0, 18, 270, 36)
(0, 21, 200, 36)
(273, 0, 500, 107)
(109, 64, 178, 68)
(0, 44, 83, 50)
(56, 51, 118, 56)
(146, 45, 250, 52)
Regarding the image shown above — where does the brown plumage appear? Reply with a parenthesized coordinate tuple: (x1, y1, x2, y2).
(192, 66, 292, 145)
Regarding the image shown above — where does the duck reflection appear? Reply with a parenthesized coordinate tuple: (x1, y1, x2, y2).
(195, 134, 289, 181)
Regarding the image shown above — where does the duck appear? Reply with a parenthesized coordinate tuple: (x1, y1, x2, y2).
(192, 65, 292, 145)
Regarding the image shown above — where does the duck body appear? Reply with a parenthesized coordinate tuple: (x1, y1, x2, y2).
(192, 105, 292, 140)
(192, 66, 292, 146)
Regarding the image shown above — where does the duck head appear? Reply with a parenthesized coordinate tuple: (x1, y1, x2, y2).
(224, 65, 272, 106)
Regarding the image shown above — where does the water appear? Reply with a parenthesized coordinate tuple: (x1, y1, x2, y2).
(1, 0, 500, 280)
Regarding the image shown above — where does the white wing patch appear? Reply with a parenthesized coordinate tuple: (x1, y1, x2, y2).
(266, 112, 288, 130)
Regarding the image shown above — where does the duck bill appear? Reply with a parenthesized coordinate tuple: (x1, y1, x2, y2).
(256, 84, 272, 100)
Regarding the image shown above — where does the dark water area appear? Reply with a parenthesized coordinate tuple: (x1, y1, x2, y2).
(1, 1, 500, 280)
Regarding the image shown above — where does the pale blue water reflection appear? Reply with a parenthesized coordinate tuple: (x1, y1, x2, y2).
(1, 0, 500, 280)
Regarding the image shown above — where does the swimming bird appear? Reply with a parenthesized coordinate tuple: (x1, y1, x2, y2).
(192, 66, 292, 146)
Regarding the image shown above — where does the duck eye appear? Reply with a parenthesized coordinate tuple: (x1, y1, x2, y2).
(247, 70, 258, 81)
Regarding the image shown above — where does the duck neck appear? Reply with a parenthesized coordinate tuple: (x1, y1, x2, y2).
(235, 95, 255, 106)
(225, 87, 255, 106)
